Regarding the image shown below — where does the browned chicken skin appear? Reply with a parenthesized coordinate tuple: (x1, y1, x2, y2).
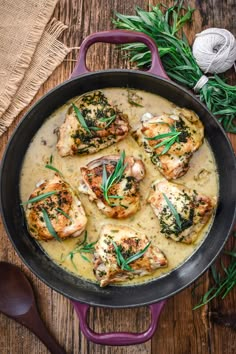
(57, 90, 130, 157)
(93, 224, 168, 287)
(148, 180, 216, 244)
(25, 175, 87, 241)
(79, 154, 145, 218)
(133, 108, 204, 180)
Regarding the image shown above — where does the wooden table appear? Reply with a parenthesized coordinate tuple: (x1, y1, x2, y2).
(0, 1, 235, 353)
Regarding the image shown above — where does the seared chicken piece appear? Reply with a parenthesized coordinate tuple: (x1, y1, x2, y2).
(148, 180, 216, 244)
(133, 108, 204, 180)
(93, 224, 168, 287)
(79, 153, 145, 218)
(25, 175, 87, 241)
(57, 90, 129, 157)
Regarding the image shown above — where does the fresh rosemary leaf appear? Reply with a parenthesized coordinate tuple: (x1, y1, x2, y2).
(63, 231, 97, 268)
(72, 103, 91, 135)
(55, 208, 72, 221)
(111, 240, 121, 267)
(128, 100, 143, 107)
(88, 126, 101, 131)
(193, 232, 236, 309)
(80, 254, 91, 262)
(45, 164, 64, 176)
(111, 240, 132, 271)
(21, 191, 57, 205)
(126, 242, 151, 264)
(99, 114, 116, 127)
(69, 253, 78, 271)
(101, 150, 127, 205)
(162, 193, 182, 230)
(154, 135, 179, 148)
(145, 123, 181, 155)
(108, 195, 124, 199)
(42, 208, 61, 242)
(145, 131, 178, 140)
(112, 240, 151, 271)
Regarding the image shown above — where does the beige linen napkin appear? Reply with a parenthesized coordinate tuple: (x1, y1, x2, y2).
(0, 0, 71, 135)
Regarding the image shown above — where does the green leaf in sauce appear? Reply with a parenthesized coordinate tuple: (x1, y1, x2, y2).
(42, 208, 61, 242)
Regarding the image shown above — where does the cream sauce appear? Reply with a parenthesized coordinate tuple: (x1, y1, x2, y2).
(20, 88, 218, 285)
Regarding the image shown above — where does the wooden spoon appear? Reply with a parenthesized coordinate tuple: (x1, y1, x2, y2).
(0, 261, 66, 354)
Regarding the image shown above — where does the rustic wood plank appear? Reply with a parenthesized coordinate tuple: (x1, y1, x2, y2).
(0, 0, 235, 353)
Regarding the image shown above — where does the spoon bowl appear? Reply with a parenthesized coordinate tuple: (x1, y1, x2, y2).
(0, 261, 66, 354)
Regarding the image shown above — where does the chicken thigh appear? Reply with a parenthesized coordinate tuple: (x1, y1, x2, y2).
(57, 90, 130, 157)
(93, 224, 168, 287)
(148, 180, 216, 244)
(24, 175, 87, 241)
(133, 108, 204, 180)
(79, 153, 145, 218)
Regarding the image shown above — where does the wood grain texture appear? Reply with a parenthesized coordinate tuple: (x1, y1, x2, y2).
(0, 1, 235, 353)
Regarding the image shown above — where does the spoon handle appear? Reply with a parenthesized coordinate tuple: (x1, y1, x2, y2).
(17, 305, 66, 354)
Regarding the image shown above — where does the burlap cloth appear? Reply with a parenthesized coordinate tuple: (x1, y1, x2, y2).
(0, 0, 71, 136)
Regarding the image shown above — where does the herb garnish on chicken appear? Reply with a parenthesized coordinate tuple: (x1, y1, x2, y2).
(57, 91, 130, 156)
(148, 180, 216, 244)
(101, 150, 127, 205)
(133, 108, 204, 180)
(93, 224, 167, 287)
(79, 152, 145, 218)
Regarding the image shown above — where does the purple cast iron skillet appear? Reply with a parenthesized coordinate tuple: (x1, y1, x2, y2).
(0, 30, 236, 346)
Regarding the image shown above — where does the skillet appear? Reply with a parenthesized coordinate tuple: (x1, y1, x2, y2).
(1, 30, 236, 345)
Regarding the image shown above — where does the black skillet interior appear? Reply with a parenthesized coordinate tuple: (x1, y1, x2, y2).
(1, 71, 236, 308)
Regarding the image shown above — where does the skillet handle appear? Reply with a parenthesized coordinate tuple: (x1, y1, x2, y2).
(70, 30, 169, 79)
(72, 300, 166, 346)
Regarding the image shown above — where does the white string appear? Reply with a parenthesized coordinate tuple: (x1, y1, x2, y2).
(192, 28, 236, 74)
(193, 75, 209, 93)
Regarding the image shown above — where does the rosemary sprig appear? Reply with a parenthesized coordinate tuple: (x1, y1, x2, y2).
(101, 151, 127, 205)
(162, 193, 182, 230)
(63, 231, 97, 270)
(193, 232, 236, 309)
(21, 191, 57, 205)
(99, 114, 116, 127)
(42, 208, 61, 242)
(112, 240, 151, 271)
(113, 3, 236, 133)
(72, 103, 91, 135)
(145, 124, 181, 155)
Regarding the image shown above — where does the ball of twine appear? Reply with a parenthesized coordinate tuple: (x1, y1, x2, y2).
(192, 28, 236, 74)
